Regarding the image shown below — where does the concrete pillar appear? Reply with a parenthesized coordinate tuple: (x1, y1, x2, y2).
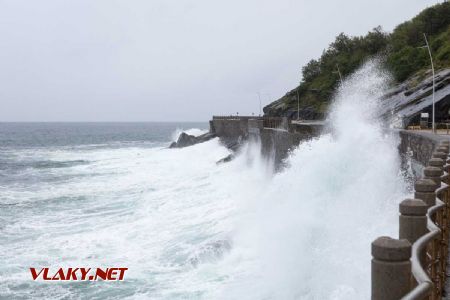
(441, 141, 450, 154)
(399, 199, 427, 267)
(432, 151, 447, 161)
(429, 157, 445, 169)
(371, 236, 412, 300)
(440, 145, 450, 171)
(414, 178, 437, 207)
(432, 151, 447, 176)
(437, 145, 449, 154)
(423, 166, 443, 187)
(429, 158, 447, 183)
(209, 120, 215, 134)
(399, 199, 428, 243)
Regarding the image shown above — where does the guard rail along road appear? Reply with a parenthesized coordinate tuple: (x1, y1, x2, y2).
(372, 140, 450, 300)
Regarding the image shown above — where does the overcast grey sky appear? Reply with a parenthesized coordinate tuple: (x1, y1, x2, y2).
(0, 0, 440, 121)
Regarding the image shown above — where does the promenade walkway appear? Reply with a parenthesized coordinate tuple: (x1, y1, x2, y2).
(405, 130, 450, 142)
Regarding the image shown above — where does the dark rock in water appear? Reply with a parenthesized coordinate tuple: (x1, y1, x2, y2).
(225, 141, 240, 152)
(188, 239, 232, 267)
(219, 136, 244, 152)
(196, 132, 217, 143)
(169, 132, 217, 148)
(216, 154, 234, 164)
(171, 132, 197, 148)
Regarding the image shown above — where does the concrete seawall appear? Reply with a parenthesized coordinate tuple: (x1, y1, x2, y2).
(210, 117, 323, 165)
(211, 117, 450, 299)
(211, 116, 449, 169)
(209, 117, 250, 140)
(398, 130, 449, 166)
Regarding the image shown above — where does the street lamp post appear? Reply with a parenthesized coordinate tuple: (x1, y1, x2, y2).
(296, 88, 300, 120)
(422, 33, 436, 133)
(257, 92, 261, 116)
(257, 92, 271, 117)
(333, 64, 343, 84)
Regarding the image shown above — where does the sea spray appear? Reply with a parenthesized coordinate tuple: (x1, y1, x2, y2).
(171, 128, 208, 142)
(0, 61, 410, 299)
(0, 129, 238, 299)
(218, 60, 409, 299)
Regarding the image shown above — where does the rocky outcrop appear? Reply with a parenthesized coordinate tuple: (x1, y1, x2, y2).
(264, 100, 325, 120)
(169, 132, 217, 148)
(219, 138, 241, 152)
(262, 88, 325, 120)
(216, 154, 235, 165)
(263, 68, 450, 128)
(380, 69, 450, 127)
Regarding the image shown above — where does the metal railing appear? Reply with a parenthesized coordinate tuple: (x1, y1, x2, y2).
(212, 115, 261, 120)
(262, 117, 285, 129)
(404, 180, 449, 299)
(211, 116, 325, 135)
(372, 141, 450, 300)
(212, 116, 288, 130)
(408, 123, 450, 134)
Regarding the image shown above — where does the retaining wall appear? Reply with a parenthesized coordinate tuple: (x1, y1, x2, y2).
(398, 131, 445, 166)
(211, 118, 250, 140)
(211, 117, 449, 169)
(210, 117, 322, 165)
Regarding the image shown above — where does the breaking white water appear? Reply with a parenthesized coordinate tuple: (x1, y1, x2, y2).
(219, 60, 409, 299)
(0, 61, 410, 299)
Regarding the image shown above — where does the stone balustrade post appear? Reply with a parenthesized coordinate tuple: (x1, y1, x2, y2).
(437, 145, 449, 174)
(423, 166, 443, 187)
(399, 199, 427, 266)
(429, 157, 446, 184)
(432, 151, 447, 161)
(441, 142, 450, 171)
(372, 236, 412, 300)
(437, 146, 449, 154)
(414, 179, 437, 207)
(399, 199, 428, 243)
(429, 157, 445, 169)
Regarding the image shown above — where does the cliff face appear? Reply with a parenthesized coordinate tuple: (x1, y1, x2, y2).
(262, 89, 326, 120)
(263, 68, 450, 126)
(263, 2, 450, 123)
(380, 68, 450, 127)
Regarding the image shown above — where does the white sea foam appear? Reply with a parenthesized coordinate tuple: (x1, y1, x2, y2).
(0, 61, 409, 299)
(171, 127, 208, 141)
(212, 60, 409, 299)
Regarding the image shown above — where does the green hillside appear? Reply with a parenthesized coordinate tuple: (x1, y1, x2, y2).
(263, 2, 450, 118)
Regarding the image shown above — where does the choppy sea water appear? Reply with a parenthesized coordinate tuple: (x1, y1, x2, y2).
(0, 122, 240, 299)
(1, 62, 413, 300)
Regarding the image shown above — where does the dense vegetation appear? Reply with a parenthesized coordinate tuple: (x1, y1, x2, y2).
(264, 2, 450, 118)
